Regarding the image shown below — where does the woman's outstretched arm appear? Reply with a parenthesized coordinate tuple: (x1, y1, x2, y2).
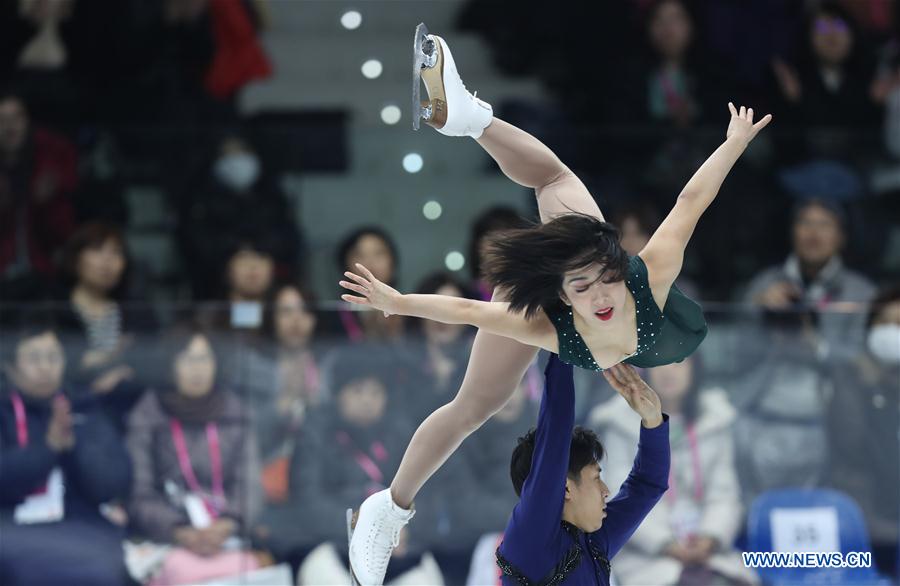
(640, 103, 772, 294)
(340, 263, 555, 348)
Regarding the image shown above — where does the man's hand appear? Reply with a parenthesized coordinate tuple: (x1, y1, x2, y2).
(45, 395, 75, 452)
(753, 280, 801, 310)
(603, 364, 663, 428)
(682, 535, 717, 565)
(174, 526, 218, 557)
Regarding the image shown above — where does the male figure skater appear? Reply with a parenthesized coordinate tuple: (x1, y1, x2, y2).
(497, 355, 669, 584)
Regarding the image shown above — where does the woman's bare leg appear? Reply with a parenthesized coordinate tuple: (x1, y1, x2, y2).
(389, 119, 605, 507)
(390, 294, 537, 507)
(476, 117, 604, 222)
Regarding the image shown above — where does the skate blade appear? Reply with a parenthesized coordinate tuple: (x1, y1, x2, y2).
(346, 508, 361, 586)
(412, 22, 433, 130)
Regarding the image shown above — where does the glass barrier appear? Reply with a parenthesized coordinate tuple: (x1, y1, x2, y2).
(0, 301, 896, 584)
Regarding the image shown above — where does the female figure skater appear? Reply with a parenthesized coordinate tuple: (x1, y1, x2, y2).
(345, 27, 771, 585)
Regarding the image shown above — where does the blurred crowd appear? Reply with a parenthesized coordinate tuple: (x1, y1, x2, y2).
(0, 0, 898, 585)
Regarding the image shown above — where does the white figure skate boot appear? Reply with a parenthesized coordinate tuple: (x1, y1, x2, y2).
(347, 489, 415, 585)
(412, 22, 493, 138)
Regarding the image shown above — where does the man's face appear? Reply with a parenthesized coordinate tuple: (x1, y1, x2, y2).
(564, 461, 611, 533)
(6, 332, 65, 399)
(792, 204, 843, 267)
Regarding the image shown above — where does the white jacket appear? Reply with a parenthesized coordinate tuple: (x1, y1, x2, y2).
(589, 389, 759, 585)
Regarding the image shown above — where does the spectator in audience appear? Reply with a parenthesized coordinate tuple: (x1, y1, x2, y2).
(460, 376, 537, 537)
(322, 227, 405, 343)
(56, 222, 157, 428)
(195, 237, 278, 337)
(245, 282, 324, 569)
(296, 345, 443, 584)
(743, 197, 876, 360)
(827, 286, 900, 577)
(611, 201, 701, 299)
(245, 281, 323, 504)
(612, 0, 724, 129)
(0, 91, 76, 301)
(590, 355, 758, 585)
(871, 38, 900, 158)
(178, 134, 302, 300)
(0, 311, 132, 585)
(732, 309, 832, 508)
(467, 207, 528, 301)
(126, 324, 262, 586)
(404, 272, 475, 423)
(0, 0, 123, 126)
(772, 2, 880, 137)
(640, 0, 720, 127)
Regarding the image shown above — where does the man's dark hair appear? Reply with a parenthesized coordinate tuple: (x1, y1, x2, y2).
(482, 213, 629, 319)
(510, 425, 605, 497)
(1, 307, 59, 367)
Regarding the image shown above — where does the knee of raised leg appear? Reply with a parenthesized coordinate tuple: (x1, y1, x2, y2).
(451, 398, 495, 433)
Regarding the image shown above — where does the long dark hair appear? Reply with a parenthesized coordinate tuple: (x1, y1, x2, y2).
(481, 214, 629, 319)
(336, 226, 399, 287)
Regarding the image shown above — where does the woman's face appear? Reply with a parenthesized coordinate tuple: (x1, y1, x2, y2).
(274, 287, 316, 349)
(811, 14, 853, 66)
(423, 284, 466, 346)
(560, 263, 628, 328)
(173, 335, 217, 398)
(647, 358, 694, 406)
(77, 238, 126, 294)
(338, 377, 387, 427)
(6, 332, 65, 399)
(228, 249, 274, 299)
(649, 0, 693, 61)
(347, 234, 394, 284)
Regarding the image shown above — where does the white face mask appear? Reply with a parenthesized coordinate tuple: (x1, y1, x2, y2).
(214, 153, 260, 192)
(867, 324, 900, 366)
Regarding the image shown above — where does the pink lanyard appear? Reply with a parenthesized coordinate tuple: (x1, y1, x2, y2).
(11, 392, 53, 494)
(338, 309, 364, 343)
(303, 354, 320, 400)
(170, 419, 226, 517)
(666, 424, 704, 503)
(660, 70, 686, 112)
(335, 431, 387, 485)
(10, 393, 29, 447)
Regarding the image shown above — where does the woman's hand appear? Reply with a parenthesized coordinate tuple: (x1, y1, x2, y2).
(602, 364, 663, 428)
(726, 102, 772, 146)
(340, 263, 403, 317)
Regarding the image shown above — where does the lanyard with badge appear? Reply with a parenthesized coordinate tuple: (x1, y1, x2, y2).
(335, 430, 388, 497)
(10, 392, 66, 524)
(169, 419, 226, 525)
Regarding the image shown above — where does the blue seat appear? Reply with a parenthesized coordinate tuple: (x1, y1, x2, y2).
(747, 488, 888, 585)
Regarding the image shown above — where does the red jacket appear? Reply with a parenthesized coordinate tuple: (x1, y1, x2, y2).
(0, 128, 78, 278)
